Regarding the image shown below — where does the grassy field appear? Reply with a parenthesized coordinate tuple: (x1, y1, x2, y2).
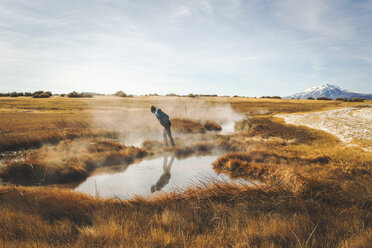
(0, 96, 371, 247)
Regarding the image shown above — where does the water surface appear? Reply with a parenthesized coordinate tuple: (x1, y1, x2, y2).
(75, 155, 251, 199)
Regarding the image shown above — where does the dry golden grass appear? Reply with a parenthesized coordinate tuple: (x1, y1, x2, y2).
(171, 118, 222, 134)
(0, 140, 147, 185)
(0, 104, 119, 152)
(0, 175, 371, 247)
(0, 96, 364, 152)
(203, 121, 222, 131)
(228, 97, 368, 115)
(0, 96, 371, 247)
(171, 118, 205, 133)
(0, 96, 227, 152)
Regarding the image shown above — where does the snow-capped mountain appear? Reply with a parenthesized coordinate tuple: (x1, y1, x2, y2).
(285, 83, 372, 100)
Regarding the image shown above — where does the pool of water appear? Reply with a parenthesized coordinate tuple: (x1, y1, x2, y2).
(75, 155, 252, 199)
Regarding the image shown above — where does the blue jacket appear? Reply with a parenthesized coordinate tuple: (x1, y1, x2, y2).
(155, 108, 171, 127)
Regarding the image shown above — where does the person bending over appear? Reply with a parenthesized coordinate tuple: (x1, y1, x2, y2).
(151, 105, 175, 147)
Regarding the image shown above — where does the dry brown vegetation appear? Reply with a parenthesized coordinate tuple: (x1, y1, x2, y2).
(171, 118, 222, 133)
(171, 118, 205, 133)
(0, 98, 119, 152)
(0, 140, 147, 185)
(0, 96, 371, 247)
(228, 97, 365, 115)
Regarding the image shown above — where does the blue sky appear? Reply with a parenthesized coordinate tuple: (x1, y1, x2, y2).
(1, 0, 371, 96)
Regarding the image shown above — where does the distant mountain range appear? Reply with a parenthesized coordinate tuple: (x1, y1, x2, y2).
(285, 83, 372, 100)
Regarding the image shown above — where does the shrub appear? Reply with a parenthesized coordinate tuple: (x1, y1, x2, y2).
(32, 91, 44, 96)
(349, 98, 365, 102)
(260, 96, 282, 99)
(31, 91, 51, 98)
(67, 91, 80, 98)
(67, 91, 93, 98)
(307, 97, 314, 100)
(201, 94, 217, 97)
(80, 92, 93, 98)
(316, 97, 332, 100)
(186, 94, 218, 97)
(60, 94, 66, 97)
(336, 97, 364, 102)
(40, 92, 51, 98)
(24, 92, 32, 96)
(10, 92, 19, 97)
(115, 91, 127, 97)
(33, 92, 50, 98)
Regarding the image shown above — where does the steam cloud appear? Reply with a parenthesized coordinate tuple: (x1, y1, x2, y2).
(90, 97, 244, 146)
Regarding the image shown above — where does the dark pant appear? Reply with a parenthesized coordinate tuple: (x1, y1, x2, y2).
(163, 123, 175, 147)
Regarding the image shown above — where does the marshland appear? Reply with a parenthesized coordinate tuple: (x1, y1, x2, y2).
(0, 95, 371, 247)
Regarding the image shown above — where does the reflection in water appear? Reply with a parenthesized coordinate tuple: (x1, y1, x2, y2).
(75, 155, 254, 199)
(151, 156, 175, 193)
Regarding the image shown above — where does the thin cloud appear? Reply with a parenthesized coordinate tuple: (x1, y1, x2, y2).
(274, 0, 354, 40)
(0, 0, 371, 96)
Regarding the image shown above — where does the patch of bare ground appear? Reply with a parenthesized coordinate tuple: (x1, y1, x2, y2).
(277, 105, 372, 152)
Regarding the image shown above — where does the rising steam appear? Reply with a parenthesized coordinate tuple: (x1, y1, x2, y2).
(90, 97, 244, 146)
